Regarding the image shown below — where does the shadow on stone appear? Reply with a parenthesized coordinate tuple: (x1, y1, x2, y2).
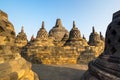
(81, 10, 120, 80)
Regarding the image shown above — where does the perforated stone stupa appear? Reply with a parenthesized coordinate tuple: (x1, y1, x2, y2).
(36, 21, 48, 40)
(64, 21, 88, 47)
(31, 21, 54, 47)
(88, 27, 102, 46)
(15, 26, 28, 48)
(81, 10, 120, 80)
(88, 27, 104, 57)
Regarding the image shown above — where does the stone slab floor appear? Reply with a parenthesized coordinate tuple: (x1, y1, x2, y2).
(32, 64, 87, 80)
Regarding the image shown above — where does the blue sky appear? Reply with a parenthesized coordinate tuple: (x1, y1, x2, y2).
(1, 0, 120, 40)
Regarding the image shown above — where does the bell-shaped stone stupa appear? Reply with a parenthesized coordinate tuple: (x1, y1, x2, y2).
(81, 10, 120, 80)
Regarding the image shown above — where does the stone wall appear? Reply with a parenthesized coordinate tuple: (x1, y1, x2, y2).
(0, 10, 39, 80)
(20, 20, 104, 65)
(0, 10, 8, 19)
(24, 46, 80, 64)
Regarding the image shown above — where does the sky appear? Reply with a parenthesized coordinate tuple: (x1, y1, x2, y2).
(1, 0, 120, 40)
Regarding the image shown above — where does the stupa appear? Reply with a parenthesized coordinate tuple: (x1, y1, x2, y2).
(88, 27, 104, 57)
(15, 26, 28, 48)
(23, 21, 54, 63)
(64, 21, 88, 47)
(32, 21, 54, 46)
(81, 10, 120, 80)
(49, 18, 69, 42)
(88, 27, 102, 46)
(36, 21, 48, 40)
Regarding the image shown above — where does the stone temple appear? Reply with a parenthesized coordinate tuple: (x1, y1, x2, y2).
(20, 19, 104, 64)
(0, 11, 105, 65)
(0, 10, 39, 80)
(81, 10, 120, 80)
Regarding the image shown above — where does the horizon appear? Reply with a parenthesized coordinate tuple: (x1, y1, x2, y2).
(1, 0, 120, 40)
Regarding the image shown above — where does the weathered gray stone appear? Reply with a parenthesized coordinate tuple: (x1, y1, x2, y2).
(88, 27, 104, 57)
(36, 21, 48, 40)
(61, 33, 69, 42)
(81, 10, 120, 80)
(88, 27, 101, 46)
(49, 18, 69, 42)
